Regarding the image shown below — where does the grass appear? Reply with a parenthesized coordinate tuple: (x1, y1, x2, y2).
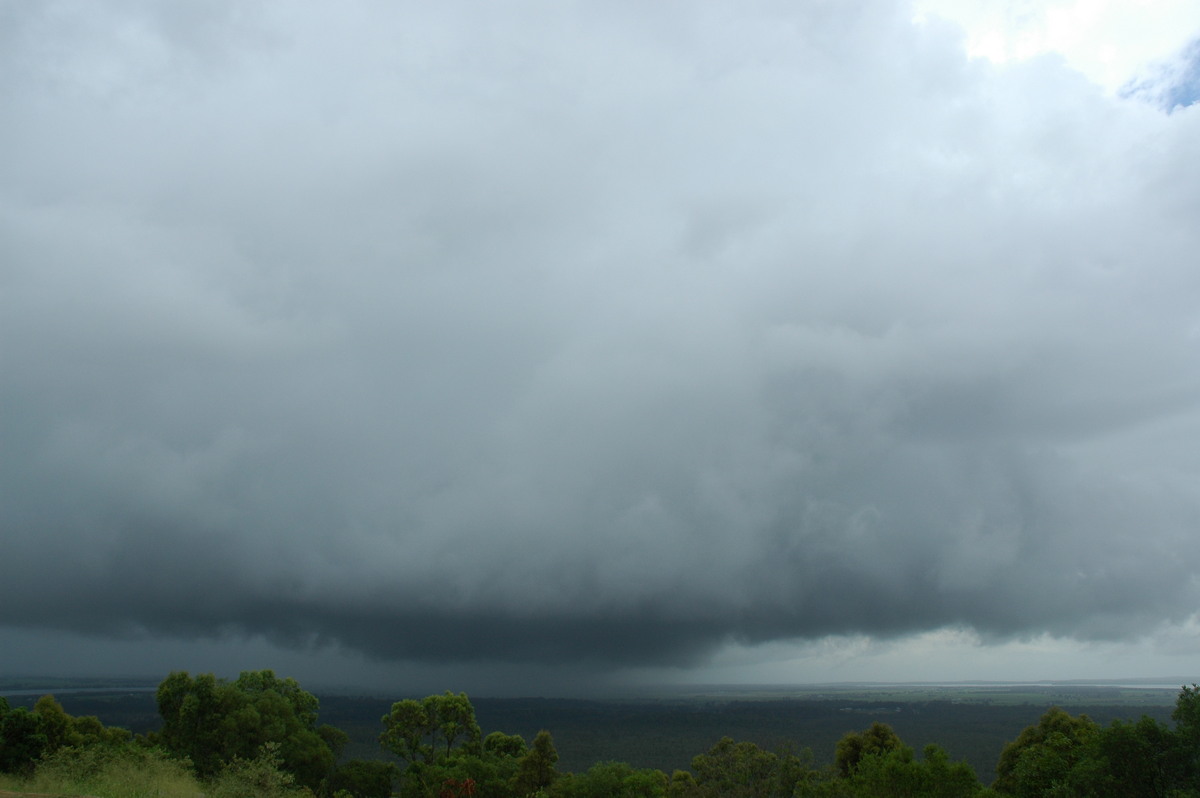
(0, 743, 318, 798)
(0, 745, 202, 798)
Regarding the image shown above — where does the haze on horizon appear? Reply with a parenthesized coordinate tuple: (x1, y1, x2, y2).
(3, 0, 1200, 698)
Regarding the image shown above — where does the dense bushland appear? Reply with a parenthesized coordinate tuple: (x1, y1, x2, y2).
(3, 673, 1200, 796)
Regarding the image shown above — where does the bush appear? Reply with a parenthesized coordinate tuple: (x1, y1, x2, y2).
(206, 741, 311, 798)
(9, 742, 200, 798)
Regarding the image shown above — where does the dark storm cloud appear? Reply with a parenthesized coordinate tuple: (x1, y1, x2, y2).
(4, 0, 1200, 675)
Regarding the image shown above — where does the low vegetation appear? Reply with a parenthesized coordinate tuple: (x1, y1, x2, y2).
(2, 672, 1200, 796)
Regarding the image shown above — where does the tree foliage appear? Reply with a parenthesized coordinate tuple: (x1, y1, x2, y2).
(685, 736, 814, 798)
(0, 693, 132, 776)
(988, 688, 1200, 797)
(381, 691, 483, 767)
(550, 759, 667, 798)
(484, 731, 529, 759)
(793, 724, 978, 798)
(32, 695, 129, 753)
(834, 721, 904, 777)
(992, 707, 1099, 797)
(155, 669, 336, 789)
(380, 692, 535, 798)
(0, 697, 46, 775)
(845, 744, 980, 798)
(1089, 714, 1176, 797)
(511, 729, 559, 796)
(1171, 682, 1200, 793)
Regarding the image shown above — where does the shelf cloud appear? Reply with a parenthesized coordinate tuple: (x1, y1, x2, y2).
(3, 1, 1200, 686)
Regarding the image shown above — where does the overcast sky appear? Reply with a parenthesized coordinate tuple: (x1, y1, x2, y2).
(4, 0, 1200, 697)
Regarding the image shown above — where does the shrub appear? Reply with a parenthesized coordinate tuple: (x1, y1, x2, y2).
(13, 742, 200, 798)
(206, 741, 311, 798)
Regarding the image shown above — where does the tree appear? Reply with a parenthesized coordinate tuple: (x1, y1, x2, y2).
(156, 669, 338, 790)
(0, 697, 46, 775)
(156, 670, 227, 775)
(682, 737, 816, 798)
(33, 694, 73, 753)
(380, 698, 432, 767)
(483, 731, 528, 759)
(1089, 715, 1175, 798)
(511, 729, 559, 796)
(431, 691, 482, 759)
(31, 695, 130, 754)
(1171, 683, 1200, 793)
(667, 769, 700, 798)
(692, 737, 778, 797)
(381, 692, 489, 798)
(320, 722, 351, 760)
(550, 760, 667, 798)
(549, 758, 672, 796)
(916, 744, 982, 798)
(993, 707, 1098, 797)
(849, 744, 980, 798)
(834, 722, 904, 777)
(381, 691, 483, 767)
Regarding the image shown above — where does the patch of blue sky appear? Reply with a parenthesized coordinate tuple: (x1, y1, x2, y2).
(1122, 37, 1200, 113)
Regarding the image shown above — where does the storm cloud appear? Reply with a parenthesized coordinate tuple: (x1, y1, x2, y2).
(4, 1, 1200, 682)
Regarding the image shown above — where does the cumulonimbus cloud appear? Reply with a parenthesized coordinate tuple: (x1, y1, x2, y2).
(2, 0, 1200, 670)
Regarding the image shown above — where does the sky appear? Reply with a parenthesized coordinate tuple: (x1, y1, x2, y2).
(3, 0, 1200, 698)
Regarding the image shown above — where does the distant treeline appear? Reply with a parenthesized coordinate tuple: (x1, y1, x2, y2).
(2, 670, 1199, 797)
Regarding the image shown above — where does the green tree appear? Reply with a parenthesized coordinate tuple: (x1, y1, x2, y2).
(850, 744, 980, 798)
(415, 727, 536, 798)
(431, 691, 482, 759)
(688, 736, 814, 798)
(156, 670, 227, 775)
(834, 722, 904, 777)
(381, 691, 482, 767)
(156, 669, 338, 790)
(379, 697, 431, 767)
(993, 707, 1098, 797)
(692, 737, 777, 797)
(484, 730, 528, 758)
(512, 729, 560, 796)
(1171, 683, 1200, 794)
(1084, 714, 1175, 798)
(320, 722, 351, 760)
(32, 695, 72, 753)
(31, 694, 130, 754)
(551, 760, 667, 798)
(917, 744, 983, 798)
(380, 692, 490, 798)
(667, 769, 700, 798)
(0, 697, 46, 775)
